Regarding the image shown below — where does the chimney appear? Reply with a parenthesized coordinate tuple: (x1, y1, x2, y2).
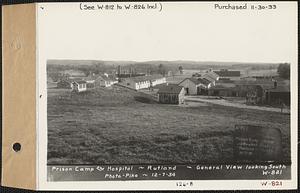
(117, 65, 121, 76)
(274, 80, 277, 89)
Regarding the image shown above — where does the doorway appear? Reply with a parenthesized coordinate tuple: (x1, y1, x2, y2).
(185, 87, 189, 95)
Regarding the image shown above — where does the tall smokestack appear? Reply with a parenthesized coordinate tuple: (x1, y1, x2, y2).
(130, 66, 133, 77)
(117, 65, 121, 77)
(274, 80, 277, 89)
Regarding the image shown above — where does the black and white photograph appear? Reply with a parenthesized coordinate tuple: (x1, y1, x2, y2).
(36, 1, 297, 190)
(47, 60, 291, 164)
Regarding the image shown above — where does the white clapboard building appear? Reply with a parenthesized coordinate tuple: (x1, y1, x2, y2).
(122, 74, 166, 90)
(71, 80, 87, 92)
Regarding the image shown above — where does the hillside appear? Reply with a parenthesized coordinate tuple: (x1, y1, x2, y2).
(47, 59, 280, 70)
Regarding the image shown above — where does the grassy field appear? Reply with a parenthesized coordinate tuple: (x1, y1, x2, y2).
(47, 85, 290, 164)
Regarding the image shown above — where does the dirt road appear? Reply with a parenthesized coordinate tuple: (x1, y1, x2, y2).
(185, 96, 290, 114)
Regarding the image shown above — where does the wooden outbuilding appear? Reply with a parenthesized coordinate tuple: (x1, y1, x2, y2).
(179, 78, 211, 95)
(71, 80, 87, 92)
(157, 84, 185, 104)
(264, 86, 290, 106)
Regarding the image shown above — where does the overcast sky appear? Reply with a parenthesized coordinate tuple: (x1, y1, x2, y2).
(38, 2, 297, 63)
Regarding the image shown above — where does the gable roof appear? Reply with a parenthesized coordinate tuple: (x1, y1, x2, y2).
(214, 70, 240, 77)
(179, 78, 201, 85)
(95, 74, 117, 82)
(192, 72, 202, 77)
(208, 71, 219, 79)
(72, 80, 86, 84)
(203, 73, 217, 81)
(197, 78, 211, 86)
(157, 84, 184, 94)
(202, 74, 215, 83)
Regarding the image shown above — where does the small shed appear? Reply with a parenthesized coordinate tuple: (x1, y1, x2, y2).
(157, 84, 185, 104)
(264, 86, 290, 106)
(71, 80, 87, 92)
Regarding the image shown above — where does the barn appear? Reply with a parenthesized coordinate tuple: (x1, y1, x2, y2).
(71, 80, 87, 92)
(179, 78, 200, 95)
(157, 84, 185, 104)
(179, 78, 210, 95)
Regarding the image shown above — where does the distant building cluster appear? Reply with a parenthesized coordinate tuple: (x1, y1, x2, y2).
(154, 70, 221, 104)
(49, 65, 290, 107)
(162, 68, 290, 106)
(56, 72, 118, 92)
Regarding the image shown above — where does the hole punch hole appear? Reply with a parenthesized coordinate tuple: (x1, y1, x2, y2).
(13, 143, 21, 152)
